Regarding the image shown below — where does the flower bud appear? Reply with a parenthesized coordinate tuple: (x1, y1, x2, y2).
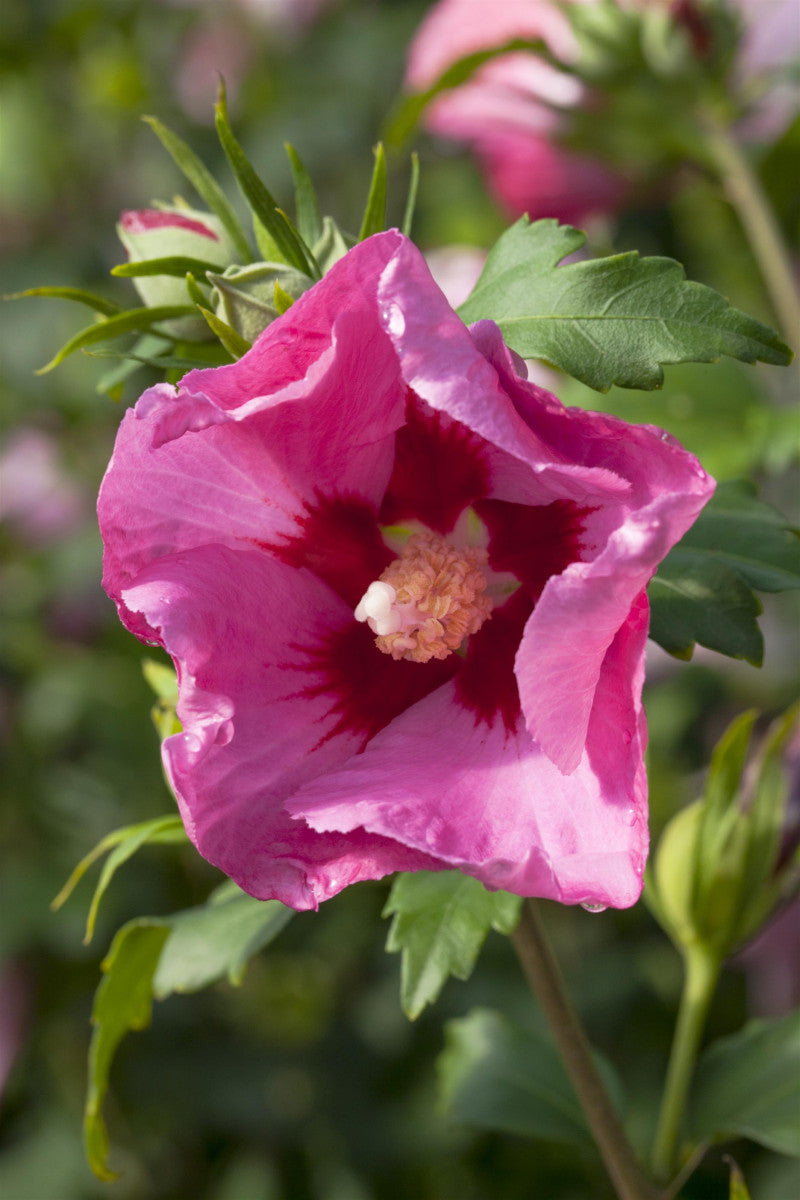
(647, 702, 800, 961)
(117, 205, 239, 338)
(210, 262, 312, 342)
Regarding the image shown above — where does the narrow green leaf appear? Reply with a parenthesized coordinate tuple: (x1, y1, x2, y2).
(358, 143, 388, 241)
(384, 38, 554, 148)
(93, 332, 174, 398)
(5, 285, 122, 317)
(727, 1160, 752, 1200)
(36, 305, 197, 375)
(142, 658, 178, 706)
(285, 142, 323, 247)
(214, 85, 319, 278)
(457, 218, 792, 391)
(85, 347, 227, 372)
(437, 1008, 621, 1146)
(649, 550, 763, 664)
(111, 256, 224, 279)
(196, 305, 252, 358)
(152, 886, 293, 996)
(84, 816, 188, 945)
(85, 920, 170, 1181)
(687, 1012, 800, 1157)
(678, 481, 800, 593)
(383, 871, 521, 1019)
(51, 814, 185, 914)
(401, 152, 420, 238)
(143, 115, 252, 262)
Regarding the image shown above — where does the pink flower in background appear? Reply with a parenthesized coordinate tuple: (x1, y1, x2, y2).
(405, 0, 627, 224)
(0, 429, 85, 545)
(99, 231, 713, 912)
(405, 0, 799, 223)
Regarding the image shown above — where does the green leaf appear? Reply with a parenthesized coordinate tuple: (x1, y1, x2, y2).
(384, 38, 554, 148)
(85, 921, 170, 1181)
(358, 143, 388, 241)
(648, 482, 799, 663)
(437, 1008, 619, 1146)
(143, 115, 252, 263)
(196, 306, 252, 358)
(152, 884, 294, 996)
(214, 84, 319, 279)
(678, 481, 800, 593)
(5, 285, 122, 317)
(85, 347, 226, 373)
(648, 550, 763, 664)
(36, 305, 197, 375)
(383, 871, 521, 1019)
(51, 814, 186, 917)
(457, 218, 792, 391)
(687, 1012, 800, 1156)
(285, 143, 322, 247)
(111, 256, 225, 280)
(84, 890, 293, 1178)
(401, 152, 420, 239)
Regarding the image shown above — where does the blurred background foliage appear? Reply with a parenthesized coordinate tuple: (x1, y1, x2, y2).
(0, 2, 798, 1198)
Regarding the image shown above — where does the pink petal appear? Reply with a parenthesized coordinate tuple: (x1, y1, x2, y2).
(378, 246, 714, 774)
(289, 592, 650, 909)
(99, 234, 409, 637)
(122, 544, 440, 908)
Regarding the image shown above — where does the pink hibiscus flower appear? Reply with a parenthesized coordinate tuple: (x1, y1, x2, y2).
(405, 0, 627, 224)
(99, 231, 713, 912)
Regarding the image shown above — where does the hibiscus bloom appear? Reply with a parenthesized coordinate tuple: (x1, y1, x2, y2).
(99, 231, 713, 911)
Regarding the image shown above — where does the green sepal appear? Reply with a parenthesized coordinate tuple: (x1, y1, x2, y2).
(36, 305, 197, 375)
(142, 115, 252, 263)
(727, 1161, 752, 1200)
(312, 215, 354, 274)
(111, 255, 226, 279)
(358, 143, 388, 241)
(209, 261, 311, 341)
(214, 83, 319, 279)
(273, 280, 294, 314)
(647, 702, 800, 959)
(5, 285, 122, 317)
(285, 142, 323, 247)
(196, 305, 252, 358)
(383, 870, 521, 1019)
(142, 657, 182, 740)
(457, 218, 792, 391)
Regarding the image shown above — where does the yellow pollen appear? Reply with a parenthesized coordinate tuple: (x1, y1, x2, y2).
(354, 531, 492, 663)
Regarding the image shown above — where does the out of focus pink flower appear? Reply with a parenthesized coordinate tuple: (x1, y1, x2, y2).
(405, 0, 628, 224)
(425, 244, 487, 308)
(0, 429, 85, 545)
(99, 231, 713, 912)
(406, 0, 799, 224)
(0, 963, 28, 1102)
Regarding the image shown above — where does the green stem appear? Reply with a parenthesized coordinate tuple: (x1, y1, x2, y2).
(651, 943, 721, 1184)
(701, 113, 800, 345)
(511, 900, 662, 1200)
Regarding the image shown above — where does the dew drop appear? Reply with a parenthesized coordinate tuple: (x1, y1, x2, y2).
(624, 806, 637, 826)
(580, 900, 608, 914)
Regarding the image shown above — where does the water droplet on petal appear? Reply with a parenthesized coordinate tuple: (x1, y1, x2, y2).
(624, 806, 637, 826)
(580, 900, 608, 914)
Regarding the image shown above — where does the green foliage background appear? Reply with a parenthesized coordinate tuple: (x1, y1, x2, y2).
(0, 2, 797, 1198)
